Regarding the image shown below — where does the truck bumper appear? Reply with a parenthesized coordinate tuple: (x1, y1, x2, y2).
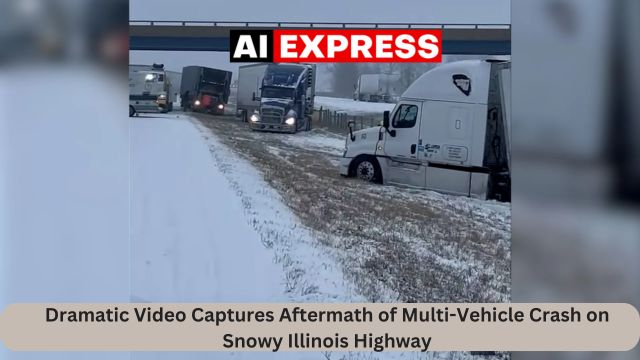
(250, 122, 296, 133)
(339, 157, 352, 176)
(130, 100, 162, 113)
(193, 105, 225, 115)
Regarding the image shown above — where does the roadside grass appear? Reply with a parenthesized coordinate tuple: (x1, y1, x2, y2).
(197, 115, 510, 304)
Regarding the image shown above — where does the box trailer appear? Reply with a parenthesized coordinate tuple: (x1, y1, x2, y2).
(354, 74, 401, 103)
(236, 64, 269, 122)
(180, 66, 232, 115)
(166, 70, 182, 108)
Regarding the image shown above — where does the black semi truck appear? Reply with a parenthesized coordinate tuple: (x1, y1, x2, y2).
(180, 66, 232, 115)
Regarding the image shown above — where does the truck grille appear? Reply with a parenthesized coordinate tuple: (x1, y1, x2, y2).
(261, 108, 284, 124)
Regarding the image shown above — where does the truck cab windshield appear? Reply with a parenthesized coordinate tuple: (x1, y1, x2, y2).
(144, 73, 164, 82)
(261, 87, 294, 99)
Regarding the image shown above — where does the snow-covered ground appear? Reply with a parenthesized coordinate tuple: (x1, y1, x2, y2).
(1, 67, 131, 360)
(197, 114, 511, 305)
(2, 87, 508, 359)
(131, 113, 356, 303)
(131, 114, 347, 360)
(283, 129, 346, 157)
(131, 115, 283, 303)
(133, 113, 508, 360)
(315, 96, 396, 115)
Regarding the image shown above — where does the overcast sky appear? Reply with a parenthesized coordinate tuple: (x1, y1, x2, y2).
(130, 0, 510, 82)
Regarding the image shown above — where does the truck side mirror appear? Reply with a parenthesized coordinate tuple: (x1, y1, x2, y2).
(252, 92, 256, 101)
(383, 111, 390, 129)
(382, 111, 396, 137)
(347, 120, 356, 141)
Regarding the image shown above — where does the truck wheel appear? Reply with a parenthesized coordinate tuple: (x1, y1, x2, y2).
(129, 106, 136, 117)
(353, 157, 382, 183)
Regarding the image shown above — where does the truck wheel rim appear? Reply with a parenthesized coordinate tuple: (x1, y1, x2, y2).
(357, 162, 375, 181)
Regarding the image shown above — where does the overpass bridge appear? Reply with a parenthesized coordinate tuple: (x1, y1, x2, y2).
(130, 21, 511, 55)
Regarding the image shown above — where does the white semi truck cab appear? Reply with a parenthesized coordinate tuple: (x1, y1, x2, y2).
(340, 60, 511, 201)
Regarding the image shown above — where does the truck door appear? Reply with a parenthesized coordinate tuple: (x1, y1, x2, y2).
(384, 101, 421, 160)
(382, 101, 425, 187)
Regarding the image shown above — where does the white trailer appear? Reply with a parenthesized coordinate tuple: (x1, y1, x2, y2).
(354, 74, 401, 102)
(236, 64, 269, 122)
(166, 70, 182, 108)
(340, 60, 511, 201)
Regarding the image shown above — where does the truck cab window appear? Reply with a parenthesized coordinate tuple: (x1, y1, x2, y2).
(392, 104, 418, 128)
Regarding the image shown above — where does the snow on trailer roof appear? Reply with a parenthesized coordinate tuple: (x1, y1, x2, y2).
(401, 60, 495, 104)
(263, 63, 307, 88)
(263, 84, 297, 88)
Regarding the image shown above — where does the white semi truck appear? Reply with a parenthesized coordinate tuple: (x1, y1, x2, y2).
(129, 64, 175, 116)
(340, 60, 511, 201)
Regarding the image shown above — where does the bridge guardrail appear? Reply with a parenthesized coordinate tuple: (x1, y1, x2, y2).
(129, 20, 511, 30)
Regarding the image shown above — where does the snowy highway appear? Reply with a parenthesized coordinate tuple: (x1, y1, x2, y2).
(131, 114, 284, 303)
(131, 114, 359, 304)
(130, 113, 351, 360)
(3, 104, 509, 359)
(128, 112, 510, 359)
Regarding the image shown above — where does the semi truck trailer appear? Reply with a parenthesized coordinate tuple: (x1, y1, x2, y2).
(181, 66, 232, 115)
(353, 74, 401, 103)
(238, 63, 316, 133)
(341, 60, 511, 201)
(236, 63, 268, 122)
(166, 70, 182, 109)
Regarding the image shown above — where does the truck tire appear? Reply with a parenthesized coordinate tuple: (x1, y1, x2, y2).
(352, 156, 382, 183)
(300, 116, 311, 131)
(129, 106, 136, 117)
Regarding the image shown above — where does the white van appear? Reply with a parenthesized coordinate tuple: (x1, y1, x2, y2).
(340, 60, 511, 201)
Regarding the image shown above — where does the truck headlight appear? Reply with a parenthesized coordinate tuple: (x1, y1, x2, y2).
(194, 100, 201, 106)
(218, 104, 224, 110)
(285, 117, 296, 125)
(250, 114, 260, 122)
